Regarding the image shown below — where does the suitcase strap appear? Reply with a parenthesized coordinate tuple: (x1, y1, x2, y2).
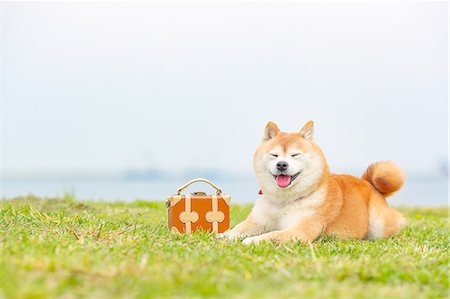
(179, 195, 199, 233)
(177, 178, 222, 195)
(205, 194, 225, 233)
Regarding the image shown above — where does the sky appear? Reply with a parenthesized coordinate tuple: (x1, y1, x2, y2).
(2, 1, 448, 178)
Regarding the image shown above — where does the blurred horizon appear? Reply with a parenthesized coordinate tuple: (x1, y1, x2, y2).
(2, 162, 448, 181)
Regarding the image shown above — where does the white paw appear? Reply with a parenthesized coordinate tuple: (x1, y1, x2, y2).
(217, 230, 242, 241)
(242, 236, 262, 245)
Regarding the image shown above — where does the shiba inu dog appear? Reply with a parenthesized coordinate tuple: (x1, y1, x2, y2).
(222, 121, 406, 244)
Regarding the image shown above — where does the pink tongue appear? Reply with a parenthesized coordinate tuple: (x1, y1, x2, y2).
(276, 175, 292, 188)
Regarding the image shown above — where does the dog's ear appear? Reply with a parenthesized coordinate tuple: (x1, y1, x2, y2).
(263, 121, 280, 142)
(299, 120, 314, 141)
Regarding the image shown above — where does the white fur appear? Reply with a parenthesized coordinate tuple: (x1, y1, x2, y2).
(241, 188, 326, 245)
(218, 221, 268, 240)
(366, 208, 385, 240)
(251, 186, 326, 232)
(242, 234, 268, 245)
(254, 146, 325, 202)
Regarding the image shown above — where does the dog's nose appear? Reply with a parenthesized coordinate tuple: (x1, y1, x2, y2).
(276, 161, 289, 171)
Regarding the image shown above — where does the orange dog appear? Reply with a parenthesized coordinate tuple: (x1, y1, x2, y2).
(222, 121, 406, 244)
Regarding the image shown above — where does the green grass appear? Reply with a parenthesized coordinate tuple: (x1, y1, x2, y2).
(0, 195, 448, 299)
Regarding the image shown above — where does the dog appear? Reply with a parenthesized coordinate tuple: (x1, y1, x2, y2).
(222, 121, 406, 244)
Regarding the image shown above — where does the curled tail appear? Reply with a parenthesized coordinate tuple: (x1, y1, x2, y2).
(362, 161, 405, 197)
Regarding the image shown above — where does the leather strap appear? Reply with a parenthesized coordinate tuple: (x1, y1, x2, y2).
(179, 194, 199, 233)
(205, 194, 225, 232)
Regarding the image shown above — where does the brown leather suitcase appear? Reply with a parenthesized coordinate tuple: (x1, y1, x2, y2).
(166, 178, 230, 234)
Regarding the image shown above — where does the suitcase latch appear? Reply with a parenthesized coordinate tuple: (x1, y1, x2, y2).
(191, 191, 207, 196)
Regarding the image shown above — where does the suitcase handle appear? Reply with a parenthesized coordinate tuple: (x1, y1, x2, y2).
(177, 178, 222, 195)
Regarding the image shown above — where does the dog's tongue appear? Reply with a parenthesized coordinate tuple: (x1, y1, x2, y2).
(276, 175, 292, 188)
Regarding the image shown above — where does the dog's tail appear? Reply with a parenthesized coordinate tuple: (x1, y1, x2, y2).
(362, 161, 404, 197)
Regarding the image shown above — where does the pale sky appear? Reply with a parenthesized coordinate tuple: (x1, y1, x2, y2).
(3, 1, 448, 177)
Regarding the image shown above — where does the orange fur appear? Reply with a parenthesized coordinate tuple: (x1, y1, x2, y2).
(222, 121, 407, 244)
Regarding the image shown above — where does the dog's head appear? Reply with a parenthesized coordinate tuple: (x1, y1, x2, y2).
(253, 121, 328, 201)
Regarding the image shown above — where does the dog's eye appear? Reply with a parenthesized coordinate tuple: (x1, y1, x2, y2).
(269, 153, 278, 158)
(291, 153, 301, 157)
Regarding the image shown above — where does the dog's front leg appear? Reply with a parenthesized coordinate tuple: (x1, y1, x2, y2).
(219, 215, 268, 241)
(242, 220, 324, 245)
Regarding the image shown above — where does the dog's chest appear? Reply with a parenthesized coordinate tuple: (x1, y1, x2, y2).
(252, 198, 318, 230)
(252, 189, 326, 230)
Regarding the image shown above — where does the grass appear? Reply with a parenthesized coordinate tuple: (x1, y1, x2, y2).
(0, 195, 448, 299)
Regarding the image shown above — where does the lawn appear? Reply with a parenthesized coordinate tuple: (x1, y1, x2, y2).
(0, 195, 448, 299)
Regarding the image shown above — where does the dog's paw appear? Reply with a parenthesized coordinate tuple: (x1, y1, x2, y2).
(217, 232, 229, 239)
(242, 236, 264, 245)
(217, 230, 242, 241)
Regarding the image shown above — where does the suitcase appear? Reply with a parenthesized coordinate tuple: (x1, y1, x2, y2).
(166, 178, 230, 233)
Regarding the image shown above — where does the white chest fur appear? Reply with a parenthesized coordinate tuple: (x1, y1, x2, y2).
(251, 188, 326, 231)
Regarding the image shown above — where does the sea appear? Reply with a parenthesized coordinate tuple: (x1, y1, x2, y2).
(2, 176, 448, 207)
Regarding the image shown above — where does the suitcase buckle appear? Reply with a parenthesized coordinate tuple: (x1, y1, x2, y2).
(191, 191, 207, 196)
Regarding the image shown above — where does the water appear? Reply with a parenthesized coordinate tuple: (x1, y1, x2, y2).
(2, 177, 448, 207)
